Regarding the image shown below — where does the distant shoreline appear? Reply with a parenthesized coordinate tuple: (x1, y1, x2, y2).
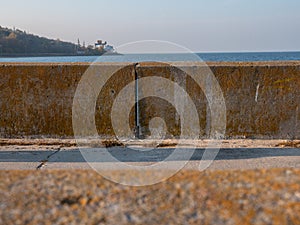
(0, 52, 121, 58)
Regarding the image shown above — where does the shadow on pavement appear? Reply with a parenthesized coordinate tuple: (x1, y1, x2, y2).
(0, 147, 299, 163)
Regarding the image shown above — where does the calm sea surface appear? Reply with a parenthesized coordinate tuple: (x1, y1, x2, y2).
(0, 52, 300, 63)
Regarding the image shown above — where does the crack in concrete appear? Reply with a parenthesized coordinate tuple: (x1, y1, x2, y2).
(36, 147, 61, 170)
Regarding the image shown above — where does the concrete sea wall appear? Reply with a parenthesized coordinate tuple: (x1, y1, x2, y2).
(0, 62, 299, 139)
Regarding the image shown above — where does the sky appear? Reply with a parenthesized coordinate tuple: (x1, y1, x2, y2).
(1, 0, 300, 52)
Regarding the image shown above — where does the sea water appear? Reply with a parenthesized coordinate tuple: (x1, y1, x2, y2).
(0, 52, 300, 63)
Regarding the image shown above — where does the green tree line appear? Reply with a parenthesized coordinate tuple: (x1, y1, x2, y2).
(0, 26, 104, 56)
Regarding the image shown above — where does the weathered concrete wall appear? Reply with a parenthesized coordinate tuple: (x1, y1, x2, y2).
(137, 62, 300, 139)
(0, 62, 299, 139)
(210, 62, 300, 139)
(0, 63, 135, 138)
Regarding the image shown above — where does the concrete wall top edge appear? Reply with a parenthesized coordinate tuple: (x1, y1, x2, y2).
(0, 62, 136, 67)
(1, 61, 300, 67)
(138, 61, 300, 67)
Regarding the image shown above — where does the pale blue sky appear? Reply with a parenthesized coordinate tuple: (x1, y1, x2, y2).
(1, 0, 300, 52)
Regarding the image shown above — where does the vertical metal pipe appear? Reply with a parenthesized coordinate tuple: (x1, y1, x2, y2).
(134, 63, 140, 139)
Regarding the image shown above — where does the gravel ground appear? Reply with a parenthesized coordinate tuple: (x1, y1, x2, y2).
(0, 168, 300, 225)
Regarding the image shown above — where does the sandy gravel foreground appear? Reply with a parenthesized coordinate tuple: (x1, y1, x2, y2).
(0, 168, 299, 225)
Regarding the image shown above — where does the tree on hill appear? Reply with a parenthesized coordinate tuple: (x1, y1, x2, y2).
(0, 26, 105, 56)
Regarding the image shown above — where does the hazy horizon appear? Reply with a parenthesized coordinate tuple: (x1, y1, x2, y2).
(1, 0, 300, 53)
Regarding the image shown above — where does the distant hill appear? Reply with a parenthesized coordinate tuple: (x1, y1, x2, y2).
(0, 26, 105, 57)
